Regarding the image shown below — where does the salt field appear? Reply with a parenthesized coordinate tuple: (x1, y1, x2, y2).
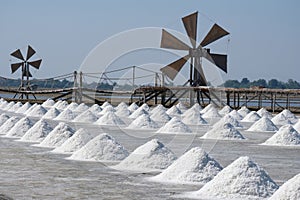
(0, 98, 299, 199)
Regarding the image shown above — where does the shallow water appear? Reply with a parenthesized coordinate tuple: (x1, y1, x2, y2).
(0, 112, 299, 199)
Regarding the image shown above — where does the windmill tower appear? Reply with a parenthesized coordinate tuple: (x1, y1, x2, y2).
(160, 11, 229, 105)
(10, 45, 42, 98)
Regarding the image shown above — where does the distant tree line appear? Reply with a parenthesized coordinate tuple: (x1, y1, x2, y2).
(222, 78, 300, 89)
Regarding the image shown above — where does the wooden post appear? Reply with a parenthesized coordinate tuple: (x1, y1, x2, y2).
(233, 92, 236, 108)
(73, 71, 78, 102)
(237, 92, 240, 108)
(132, 66, 135, 91)
(286, 93, 290, 109)
(272, 93, 276, 113)
(79, 71, 83, 103)
(226, 92, 230, 106)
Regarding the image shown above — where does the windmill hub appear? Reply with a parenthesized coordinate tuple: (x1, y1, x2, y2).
(189, 48, 203, 57)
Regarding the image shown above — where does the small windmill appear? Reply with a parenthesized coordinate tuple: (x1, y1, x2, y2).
(10, 45, 42, 97)
(160, 11, 229, 105)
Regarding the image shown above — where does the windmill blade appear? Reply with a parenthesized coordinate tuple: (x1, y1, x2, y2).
(160, 55, 190, 80)
(10, 49, 24, 61)
(22, 68, 32, 77)
(161, 29, 190, 50)
(200, 23, 229, 47)
(194, 62, 208, 86)
(26, 45, 36, 61)
(204, 51, 227, 73)
(28, 59, 42, 69)
(11, 62, 23, 74)
(182, 11, 198, 48)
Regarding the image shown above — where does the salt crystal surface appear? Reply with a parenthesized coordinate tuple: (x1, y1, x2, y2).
(237, 106, 251, 117)
(0, 101, 8, 109)
(24, 103, 38, 115)
(8, 102, 23, 112)
(16, 102, 32, 114)
(280, 109, 298, 123)
(100, 101, 111, 109)
(182, 111, 208, 125)
(229, 110, 243, 120)
(115, 102, 128, 110)
(140, 103, 150, 111)
(202, 106, 221, 118)
(129, 107, 148, 119)
(5, 117, 34, 138)
(73, 110, 98, 123)
(176, 102, 188, 112)
(269, 173, 300, 200)
(99, 105, 115, 115)
(128, 102, 139, 112)
(202, 122, 245, 140)
(112, 139, 176, 172)
(74, 103, 89, 112)
(54, 109, 76, 121)
(271, 113, 292, 126)
(241, 111, 261, 122)
(95, 111, 125, 126)
(166, 105, 182, 116)
(55, 100, 69, 110)
(219, 105, 233, 116)
(3, 101, 15, 111)
(262, 124, 300, 146)
(42, 99, 55, 108)
(115, 106, 131, 117)
(42, 107, 61, 119)
(69, 133, 129, 162)
(88, 104, 102, 115)
(182, 106, 200, 118)
(66, 102, 79, 110)
(52, 128, 94, 154)
(257, 108, 273, 118)
(0, 116, 20, 135)
(200, 104, 214, 114)
(0, 113, 10, 126)
(293, 120, 300, 132)
(150, 104, 166, 114)
(247, 117, 278, 132)
(150, 147, 222, 184)
(20, 119, 53, 142)
(38, 122, 75, 148)
(189, 156, 278, 200)
(150, 109, 171, 123)
(127, 114, 159, 129)
(156, 117, 192, 134)
(213, 114, 243, 128)
(26, 105, 47, 117)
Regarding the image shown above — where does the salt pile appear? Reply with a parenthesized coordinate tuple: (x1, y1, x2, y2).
(55, 100, 69, 110)
(202, 122, 245, 140)
(247, 117, 278, 132)
(229, 110, 243, 120)
(8, 102, 23, 112)
(100, 101, 111, 109)
(150, 147, 222, 184)
(54, 109, 76, 121)
(189, 156, 278, 200)
(150, 109, 171, 123)
(182, 106, 200, 118)
(20, 119, 53, 142)
(115, 102, 128, 110)
(0, 116, 20, 135)
(241, 111, 261, 122)
(202, 106, 221, 118)
(26, 105, 47, 117)
(99, 105, 115, 115)
(213, 114, 243, 128)
(149, 104, 166, 114)
(73, 110, 98, 123)
(42, 107, 61, 119)
(24, 103, 37, 115)
(140, 103, 150, 111)
(269, 173, 300, 200)
(271, 113, 292, 126)
(88, 104, 102, 115)
(3, 101, 15, 111)
(200, 104, 215, 114)
(69, 133, 129, 162)
(129, 107, 148, 119)
(280, 109, 298, 123)
(0, 100, 8, 110)
(262, 125, 300, 146)
(112, 139, 176, 172)
(127, 114, 159, 129)
(0, 114, 10, 126)
(293, 120, 300, 132)
(128, 102, 139, 112)
(74, 103, 89, 112)
(219, 105, 233, 116)
(115, 106, 131, 117)
(16, 102, 32, 114)
(52, 128, 94, 154)
(257, 108, 273, 118)
(176, 102, 187, 112)
(182, 110, 208, 125)
(157, 117, 192, 134)
(95, 111, 125, 126)
(42, 99, 55, 108)
(237, 106, 251, 117)
(166, 105, 182, 116)
(5, 117, 34, 138)
(38, 122, 75, 148)
(66, 102, 79, 110)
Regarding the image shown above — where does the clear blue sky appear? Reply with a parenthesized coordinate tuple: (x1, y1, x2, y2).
(1, 0, 299, 82)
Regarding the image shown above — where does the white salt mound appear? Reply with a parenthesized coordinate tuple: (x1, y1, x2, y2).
(88, 104, 102, 115)
(0, 116, 20, 134)
(150, 104, 167, 114)
(42, 107, 61, 119)
(190, 156, 278, 200)
(3, 101, 15, 111)
(0, 114, 10, 126)
(257, 108, 273, 118)
(74, 103, 89, 112)
(269, 173, 300, 200)
(16, 102, 32, 114)
(237, 106, 251, 117)
(129, 107, 148, 119)
(202, 122, 245, 140)
(112, 139, 176, 172)
(95, 111, 125, 126)
(229, 110, 243, 120)
(0, 101, 8, 109)
(5, 117, 34, 138)
(280, 109, 298, 123)
(38, 122, 75, 148)
(54, 109, 76, 121)
(115, 102, 128, 110)
(99, 105, 115, 115)
(20, 119, 53, 142)
(150, 109, 171, 123)
(55, 100, 69, 110)
(263, 124, 300, 146)
(271, 113, 292, 126)
(150, 147, 222, 184)
(140, 103, 150, 111)
(214, 114, 243, 128)
(100, 101, 111, 109)
(247, 117, 278, 132)
(26, 105, 47, 117)
(200, 104, 214, 114)
(115, 106, 131, 117)
(69, 133, 129, 162)
(128, 102, 139, 112)
(219, 105, 233, 116)
(202, 106, 221, 118)
(293, 120, 300, 132)
(157, 117, 192, 134)
(24, 103, 37, 115)
(42, 99, 55, 108)
(52, 128, 94, 154)
(166, 105, 182, 116)
(127, 114, 159, 129)
(176, 102, 187, 111)
(66, 102, 79, 110)
(241, 111, 261, 122)
(182, 111, 207, 125)
(9, 102, 23, 112)
(73, 110, 98, 123)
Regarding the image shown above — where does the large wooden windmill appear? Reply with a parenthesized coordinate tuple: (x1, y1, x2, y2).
(160, 11, 229, 105)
